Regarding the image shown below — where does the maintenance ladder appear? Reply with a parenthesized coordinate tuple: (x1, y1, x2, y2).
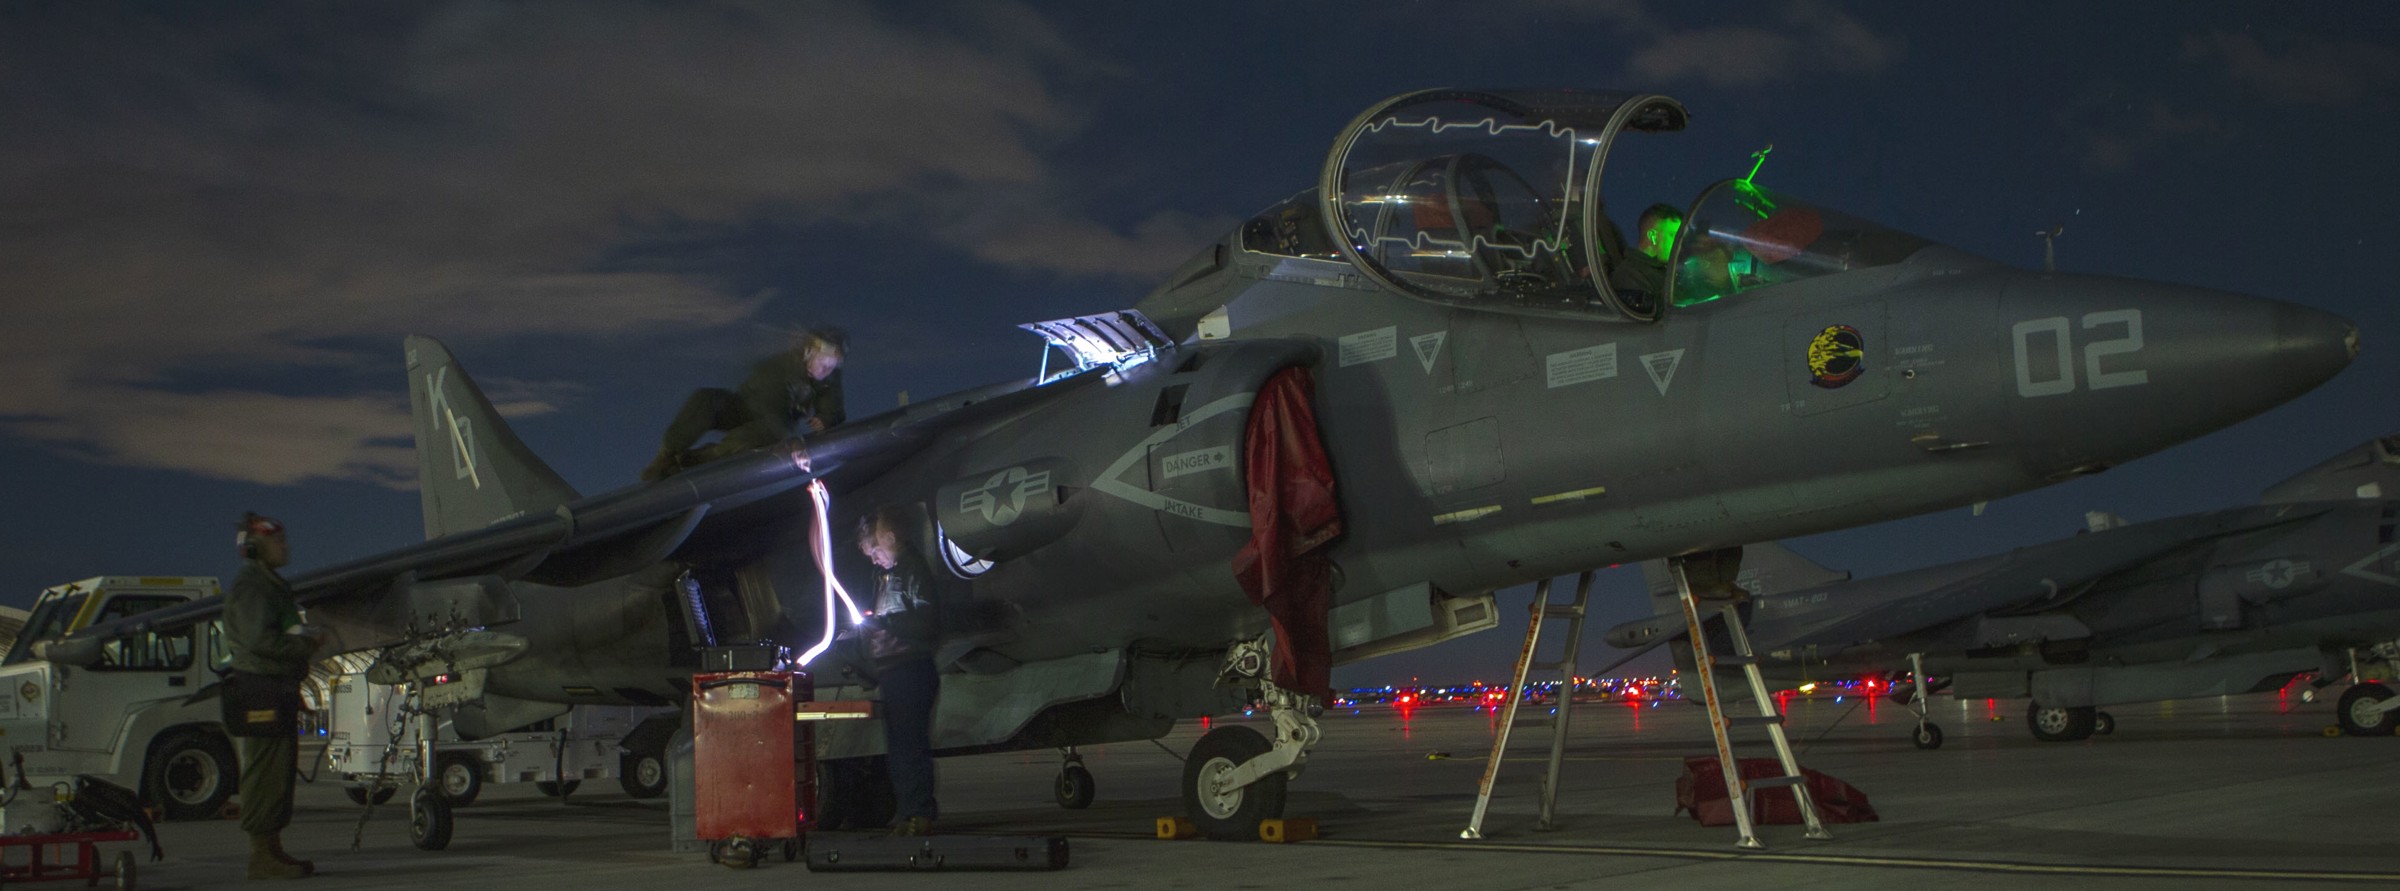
(1460, 571, 1595, 839)
(1667, 558, 1831, 849)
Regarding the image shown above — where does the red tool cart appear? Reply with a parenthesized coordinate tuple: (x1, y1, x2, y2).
(0, 829, 141, 888)
(692, 670, 812, 868)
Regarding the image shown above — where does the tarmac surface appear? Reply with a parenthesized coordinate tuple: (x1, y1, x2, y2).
(94, 687, 2400, 889)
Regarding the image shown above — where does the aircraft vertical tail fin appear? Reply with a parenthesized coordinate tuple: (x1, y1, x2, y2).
(405, 336, 581, 540)
(2261, 433, 2400, 504)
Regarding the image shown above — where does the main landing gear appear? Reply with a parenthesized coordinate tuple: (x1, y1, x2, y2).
(1178, 637, 1321, 841)
(2333, 645, 2400, 736)
(2025, 702, 2112, 742)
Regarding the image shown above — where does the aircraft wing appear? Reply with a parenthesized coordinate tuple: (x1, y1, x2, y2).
(46, 365, 1106, 656)
(1777, 504, 2330, 651)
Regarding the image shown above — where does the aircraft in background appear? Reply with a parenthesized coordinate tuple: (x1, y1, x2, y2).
(42, 89, 2358, 842)
(1609, 435, 2400, 747)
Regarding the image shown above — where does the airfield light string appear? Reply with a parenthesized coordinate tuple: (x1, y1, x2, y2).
(797, 478, 867, 666)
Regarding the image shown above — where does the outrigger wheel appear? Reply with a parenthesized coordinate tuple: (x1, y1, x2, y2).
(409, 788, 454, 851)
(1182, 725, 1286, 841)
(1911, 722, 1944, 750)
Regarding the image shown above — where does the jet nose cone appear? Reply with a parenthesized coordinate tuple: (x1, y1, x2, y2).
(2271, 301, 2360, 386)
(2001, 277, 2355, 469)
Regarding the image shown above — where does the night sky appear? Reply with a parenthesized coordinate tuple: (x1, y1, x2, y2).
(2, 3, 2393, 687)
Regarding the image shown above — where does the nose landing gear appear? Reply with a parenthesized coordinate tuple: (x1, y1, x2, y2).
(1053, 748, 1095, 809)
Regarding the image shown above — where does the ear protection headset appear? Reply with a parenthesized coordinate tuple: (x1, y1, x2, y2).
(236, 512, 285, 560)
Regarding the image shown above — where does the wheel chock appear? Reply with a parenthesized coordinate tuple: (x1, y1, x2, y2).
(2324, 725, 2344, 738)
(220, 802, 242, 820)
(1155, 817, 1197, 840)
(1259, 818, 1318, 843)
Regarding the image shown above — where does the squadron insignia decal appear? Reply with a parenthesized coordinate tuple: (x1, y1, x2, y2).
(1807, 324, 1866, 389)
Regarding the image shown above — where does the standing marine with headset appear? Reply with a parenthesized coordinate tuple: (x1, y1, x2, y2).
(222, 513, 324, 880)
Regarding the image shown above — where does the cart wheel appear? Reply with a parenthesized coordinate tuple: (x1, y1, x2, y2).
(111, 851, 134, 891)
(534, 780, 580, 798)
(717, 837, 757, 870)
(782, 839, 799, 862)
(409, 789, 454, 851)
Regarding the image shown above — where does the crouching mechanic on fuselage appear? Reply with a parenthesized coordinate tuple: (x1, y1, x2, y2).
(641, 327, 847, 482)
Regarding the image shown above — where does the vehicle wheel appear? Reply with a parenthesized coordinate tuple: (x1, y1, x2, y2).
(2025, 702, 2096, 742)
(1054, 764, 1096, 810)
(408, 789, 453, 851)
(535, 780, 581, 798)
(1182, 725, 1286, 841)
(144, 731, 237, 822)
(112, 850, 134, 890)
(2337, 683, 2398, 736)
(2093, 711, 2117, 736)
(345, 784, 398, 806)
(434, 753, 483, 807)
(1911, 722, 1944, 750)
(619, 751, 668, 799)
(782, 839, 799, 862)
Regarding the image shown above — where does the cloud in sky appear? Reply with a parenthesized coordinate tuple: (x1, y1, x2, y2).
(0, 1, 1160, 489)
(1542, 0, 1906, 88)
(2184, 32, 2400, 107)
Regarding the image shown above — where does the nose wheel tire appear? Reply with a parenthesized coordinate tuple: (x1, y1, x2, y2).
(1055, 764, 1096, 809)
(1911, 722, 1944, 750)
(2337, 683, 2397, 736)
(2026, 702, 2096, 742)
(409, 789, 454, 851)
(1181, 725, 1286, 841)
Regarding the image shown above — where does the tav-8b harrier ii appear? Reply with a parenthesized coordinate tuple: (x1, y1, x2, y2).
(1608, 434, 2400, 748)
(41, 89, 2356, 841)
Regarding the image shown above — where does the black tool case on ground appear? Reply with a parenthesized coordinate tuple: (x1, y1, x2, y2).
(804, 834, 1069, 872)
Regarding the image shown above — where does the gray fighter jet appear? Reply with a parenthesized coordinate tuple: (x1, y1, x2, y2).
(42, 89, 2357, 841)
(1607, 435, 2400, 747)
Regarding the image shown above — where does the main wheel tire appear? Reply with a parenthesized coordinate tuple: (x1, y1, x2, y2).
(434, 753, 483, 807)
(408, 789, 453, 851)
(620, 751, 668, 799)
(1912, 722, 1944, 750)
(1182, 725, 1286, 841)
(1055, 764, 1096, 810)
(145, 731, 237, 822)
(2026, 702, 2096, 742)
(2093, 711, 2117, 736)
(535, 780, 581, 798)
(2338, 683, 2398, 736)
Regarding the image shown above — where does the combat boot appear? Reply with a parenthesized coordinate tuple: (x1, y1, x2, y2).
(266, 834, 316, 876)
(247, 835, 307, 880)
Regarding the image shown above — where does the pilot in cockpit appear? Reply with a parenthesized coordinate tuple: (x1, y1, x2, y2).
(1608, 203, 1682, 300)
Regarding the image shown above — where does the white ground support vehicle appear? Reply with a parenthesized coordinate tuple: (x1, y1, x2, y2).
(0, 577, 241, 821)
(319, 672, 678, 806)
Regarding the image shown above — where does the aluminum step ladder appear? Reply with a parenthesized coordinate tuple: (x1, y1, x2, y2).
(1461, 571, 1594, 839)
(1667, 558, 1830, 849)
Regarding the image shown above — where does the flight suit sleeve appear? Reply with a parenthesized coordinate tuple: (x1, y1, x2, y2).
(811, 370, 845, 430)
(224, 565, 316, 669)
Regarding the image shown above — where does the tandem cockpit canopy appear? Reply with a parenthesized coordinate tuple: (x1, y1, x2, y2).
(1314, 88, 1689, 323)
